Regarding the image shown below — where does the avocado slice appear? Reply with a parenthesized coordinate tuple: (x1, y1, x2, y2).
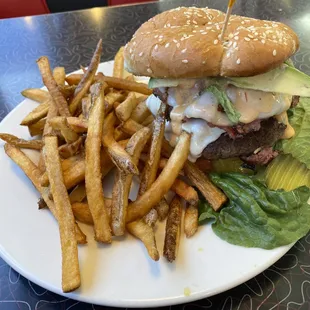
(149, 64, 310, 97)
(148, 78, 179, 89)
(227, 64, 310, 97)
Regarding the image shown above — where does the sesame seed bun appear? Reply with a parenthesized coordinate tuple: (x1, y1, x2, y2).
(124, 7, 299, 78)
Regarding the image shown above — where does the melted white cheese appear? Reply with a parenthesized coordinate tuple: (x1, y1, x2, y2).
(182, 119, 225, 161)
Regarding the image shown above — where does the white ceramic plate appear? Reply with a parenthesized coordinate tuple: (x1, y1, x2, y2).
(0, 61, 292, 308)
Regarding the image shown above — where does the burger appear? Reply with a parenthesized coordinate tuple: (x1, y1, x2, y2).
(124, 7, 309, 165)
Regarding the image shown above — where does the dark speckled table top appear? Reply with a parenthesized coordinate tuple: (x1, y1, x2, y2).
(1, 0, 310, 309)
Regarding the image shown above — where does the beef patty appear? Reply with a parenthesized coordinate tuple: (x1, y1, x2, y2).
(202, 118, 286, 160)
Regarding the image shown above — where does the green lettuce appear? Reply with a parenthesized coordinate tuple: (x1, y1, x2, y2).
(280, 98, 310, 169)
(206, 85, 241, 124)
(199, 173, 310, 249)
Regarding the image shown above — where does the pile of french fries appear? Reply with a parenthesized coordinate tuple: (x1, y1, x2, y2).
(0, 39, 227, 293)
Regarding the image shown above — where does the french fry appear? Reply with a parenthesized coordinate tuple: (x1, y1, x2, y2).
(0, 133, 43, 150)
(97, 74, 152, 95)
(43, 136, 81, 292)
(48, 116, 79, 143)
(138, 102, 166, 224)
(72, 202, 93, 225)
(115, 92, 138, 122)
(85, 83, 111, 243)
(67, 117, 88, 133)
(72, 199, 112, 225)
(119, 118, 145, 136)
(127, 220, 159, 261)
(37, 57, 71, 117)
(102, 112, 139, 175)
(184, 204, 198, 238)
(53, 67, 66, 86)
(21, 88, 49, 103)
(42, 147, 115, 189)
(69, 183, 86, 203)
(62, 152, 85, 172)
(28, 118, 46, 136)
(38, 197, 47, 209)
(66, 73, 153, 95)
(39, 98, 59, 173)
(111, 127, 151, 236)
(69, 39, 103, 115)
(163, 196, 182, 262)
(59, 136, 84, 159)
(126, 131, 190, 223)
(131, 100, 151, 123)
(59, 85, 77, 98)
(82, 96, 91, 119)
(20, 99, 50, 126)
(155, 198, 170, 221)
(171, 179, 199, 206)
(183, 161, 227, 211)
(143, 208, 158, 227)
(113, 46, 125, 78)
(62, 159, 86, 189)
(139, 103, 166, 195)
(105, 91, 126, 114)
(141, 114, 155, 126)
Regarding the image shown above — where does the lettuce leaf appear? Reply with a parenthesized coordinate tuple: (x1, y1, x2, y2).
(280, 98, 310, 169)
(206, 85, 241, 124)
(199, 173, 310, 249)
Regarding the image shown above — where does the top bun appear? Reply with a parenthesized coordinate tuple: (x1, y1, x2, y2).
(124, 7, 299, 78)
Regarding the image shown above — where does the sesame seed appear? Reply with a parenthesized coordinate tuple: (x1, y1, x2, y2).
(227, 52, 231, 58)
(272, 35, 276, 39)
(173, 39, 178, 43)
(177, 43, 180, 48)
(147, 68, 153, 73)
(167, 23, 171, 27)
(235, 31, 240, 36)
(202, 61, 206, 64)
(245, 37, 250, 41)
(233, 42, 237, 48)
(165, 43, 170, 48)
(236, 58, 241, 65)
(201, 32, 207, 35)
(182, 59, 188, 63)
(158, 38, 163, 42)
(234, 36, 239, 40)
(139, 52, 143, 57)
(241, 21, 245, 24)
(129, 48, 132, 53)
(214, 39, 218, 45)
(229, 33, 234, 39)
(248, 34, 254, 38)
(133, 42, 136, 46)
(181, 48, 187, 53)
(261, 39, 266, 44)
(254, 32, 258, 36)
(193, 20, 198, 24)
(154, 44, 158, 51)
(273, 49, 277, 56)
(159, 35, 163, 39)
(154, 35, 158, 38)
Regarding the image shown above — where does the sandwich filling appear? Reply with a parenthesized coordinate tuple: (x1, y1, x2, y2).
(147, 78, 295, 162)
